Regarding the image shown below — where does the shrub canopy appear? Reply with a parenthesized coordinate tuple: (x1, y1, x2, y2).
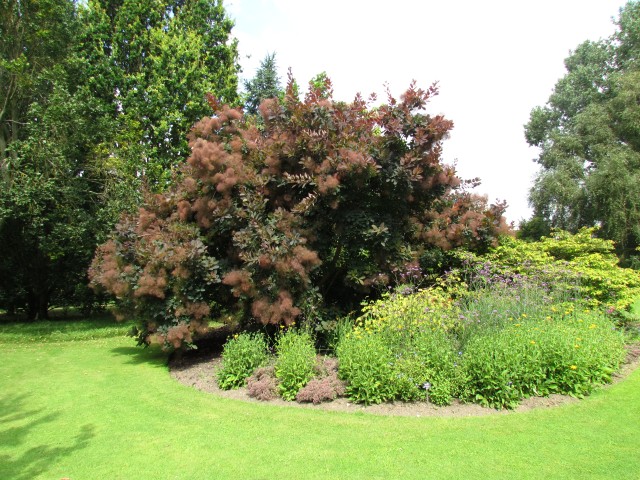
(90, 77, 509, 349)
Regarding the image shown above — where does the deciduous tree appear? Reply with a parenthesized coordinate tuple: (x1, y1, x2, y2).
(0, 0, 240, 318)
(524, 2, 640, 266)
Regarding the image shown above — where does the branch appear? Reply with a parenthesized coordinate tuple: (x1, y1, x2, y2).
(0, 75, 17, 123)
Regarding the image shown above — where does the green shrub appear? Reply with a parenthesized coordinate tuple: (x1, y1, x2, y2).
(460, 328, 544, 409)
(539, 312, 626, 396)
(336, 331, 396, 405)
(389, 354, 430, 402)
(314, 315, 355, 355)
(425, 372, 458, 406)
(410, 328, 461, 404)
(460, 308, 626, 408)
(338, 292, 460, 406)
(358, 287, 461, 339)
(217, 332, 269, 390)
(347, 279, 628, 410)
(455, 230, 640, 311)
(275, 329, 317, 401)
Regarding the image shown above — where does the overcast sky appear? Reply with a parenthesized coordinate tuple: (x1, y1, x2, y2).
(226, 0, 628, 224)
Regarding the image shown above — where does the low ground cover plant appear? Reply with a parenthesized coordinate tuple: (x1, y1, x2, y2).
(296, 357, 346, 404)
(246, 366, 279, 401)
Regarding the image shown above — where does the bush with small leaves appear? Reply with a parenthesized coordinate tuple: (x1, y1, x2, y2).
(425, 372, 458, 406)
(295, 373, 346, 404)
(295, 356, 345, 404)
(246, 366, 279, 401)
(389, 354, 430, 402)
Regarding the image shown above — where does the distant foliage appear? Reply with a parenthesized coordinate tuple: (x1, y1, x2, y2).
(524, 2, 640, 265)
(243, 53, 283, 115)
(90, 76, 509, 349)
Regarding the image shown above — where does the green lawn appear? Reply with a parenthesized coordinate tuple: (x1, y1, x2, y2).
(1, 321, 640, 479)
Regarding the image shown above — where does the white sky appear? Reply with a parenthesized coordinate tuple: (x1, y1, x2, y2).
(225, 0, 628, 224)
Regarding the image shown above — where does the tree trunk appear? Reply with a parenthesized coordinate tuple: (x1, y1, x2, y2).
(26, 289, 50, 321)
(26, 251, 51, 321)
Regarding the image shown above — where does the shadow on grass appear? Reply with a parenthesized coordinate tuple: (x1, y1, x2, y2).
(0, 393, 42, 425)
(0, 393, 95, 480)
(110, 345, 168, 366)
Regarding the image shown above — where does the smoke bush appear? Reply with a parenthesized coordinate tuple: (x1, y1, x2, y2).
(90, 76, 508, 349)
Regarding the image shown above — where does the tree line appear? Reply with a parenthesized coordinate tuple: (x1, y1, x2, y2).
(522, 1, 640, 268)
(2, 0, 639, 324)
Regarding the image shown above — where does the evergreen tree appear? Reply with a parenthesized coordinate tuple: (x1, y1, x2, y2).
(243, 53, 283, 115)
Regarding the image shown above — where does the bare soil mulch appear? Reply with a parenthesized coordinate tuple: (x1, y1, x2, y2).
(169, 336, 640, 418)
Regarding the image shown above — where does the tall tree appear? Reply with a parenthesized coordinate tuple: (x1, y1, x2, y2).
(1, 0, 77, 172)
(87, 0, 241, 190)
(0, 0, 108, 318)
(0, 0, 240, 318)
(524, 1, 640, 266)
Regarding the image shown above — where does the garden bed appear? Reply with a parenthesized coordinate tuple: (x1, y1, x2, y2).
(170, 344, 640, 417)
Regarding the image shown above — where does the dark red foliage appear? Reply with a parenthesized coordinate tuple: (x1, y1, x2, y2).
(295, 374, 346, 404)
(90, 76, 510, 349)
